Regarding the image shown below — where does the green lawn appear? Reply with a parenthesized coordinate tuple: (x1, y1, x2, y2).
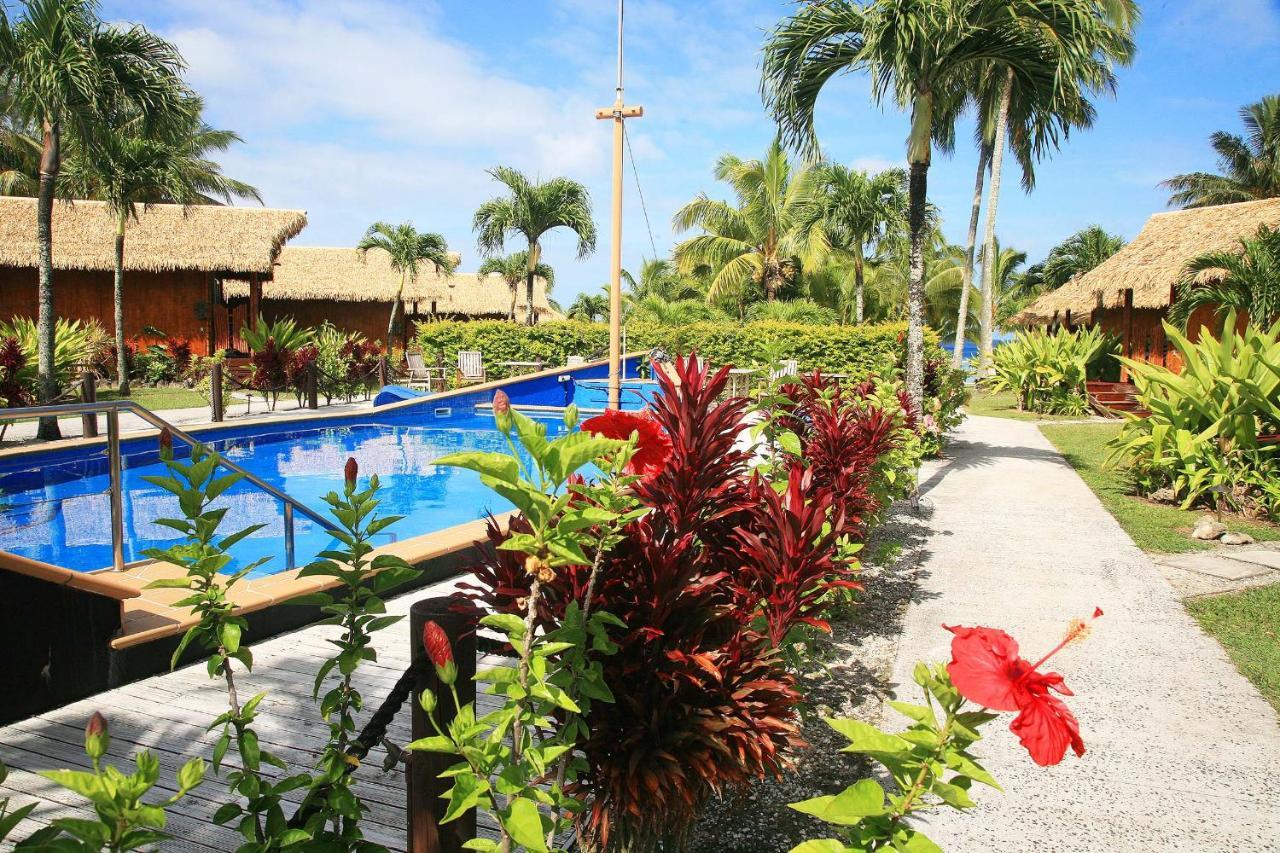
(965, 389, 1083, 422)
(1187, 583, 1280, 712)
(1039, 422, 1280, 553)
(97, 386, 207, 411)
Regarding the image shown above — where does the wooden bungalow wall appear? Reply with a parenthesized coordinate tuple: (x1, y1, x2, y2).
(1089, 302, 1243, 375)
(254, 298, 511, 353)
(0, 267, 218, 356)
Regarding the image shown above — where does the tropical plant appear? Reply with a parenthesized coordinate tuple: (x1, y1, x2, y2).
(1, 0, 189, 438)
(1040, 224, 1126, 289)
(478, 250, 555, 322)
(1108, 313, 1280, 515)
(621, 257, 704, 303)
(567, 291, 609, 322)
(60, 96, 260, 394)
(763, 0, 1030, 410)
(0, 315, 97, 395)
(988, 326, 1113, 414)
(356, 221, 455, 343)
(1169, 224, 1280, 328)
(624, 296, 727, 326)
(0, 116, 40, 196)
(797, 163, 906, 323)
(672, 140, 815, 306)
(969, 0, 1138, 373)
(1162, 95, 1280, 208)
(473, 165, 597, 326)
(746, 298, 839, 325)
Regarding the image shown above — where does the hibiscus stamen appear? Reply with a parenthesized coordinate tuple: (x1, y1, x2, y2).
(1028, 608, 1104, 672)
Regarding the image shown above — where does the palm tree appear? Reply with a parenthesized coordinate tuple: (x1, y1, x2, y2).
(1162, 96, 1280, 209)
(672, 140, 815, 306)
(621, 257, 704, 303)
(2, 0, 188, 438)
(473, 166, 596, 326)
(61, 99, 260, 394)
(567, 291, 609, 322)
(625, 296, 726, 326)
(356, 222, 456, 344)
(1040, 224, 1125, 288)
(1169, 225, 1280, 329)
(763, 0, 1055, 409)
(973, 1, 1137, 374)
(799, 163, 907, 323)
(477, 251, 554, 322)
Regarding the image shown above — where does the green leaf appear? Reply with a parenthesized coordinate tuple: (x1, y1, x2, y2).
(788, 842, 850, 853)
(405, 736, 456, 753)
(887, 700, 937, 728)
(930, 780, 975, 809)
(788, 779, 886, 825)
(505, 796, 549, 853)
(480, 613, 527, 639)
(433, 451, 519, 484)
(441, 774, 489, 824)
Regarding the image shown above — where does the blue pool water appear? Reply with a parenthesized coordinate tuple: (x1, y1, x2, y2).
(0, 358, 648, 576)
(571, 378, 661, 410)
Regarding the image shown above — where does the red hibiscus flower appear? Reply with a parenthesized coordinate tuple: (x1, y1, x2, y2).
(421, 620, 457, 685)
(344, 457, 358, 490)
(581, 409, 672, 481)
(945, 612, 1100, 767)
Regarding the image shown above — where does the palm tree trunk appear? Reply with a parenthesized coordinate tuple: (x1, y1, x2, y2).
(854, 251, 865, 324)
(114, 211, 130, 396)
(36, 119, 61, 441)
(905, 160, 929, 412)
(388, 271, 405, 346)
(978, 70, 1013, 378)
(952, 140, 991, 368)
(525, 243, 541, 326)
(509, 283, 517, 322)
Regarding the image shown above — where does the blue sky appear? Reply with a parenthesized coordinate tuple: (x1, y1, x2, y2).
(105, 0, 1280, 303)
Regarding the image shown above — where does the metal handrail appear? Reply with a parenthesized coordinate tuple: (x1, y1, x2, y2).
(3, 400, 336, 572)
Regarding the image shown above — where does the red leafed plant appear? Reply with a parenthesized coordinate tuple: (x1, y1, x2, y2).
(459, 355, 825, 850)
(0, 336, 32, 409)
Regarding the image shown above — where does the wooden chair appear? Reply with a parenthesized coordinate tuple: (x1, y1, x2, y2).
(404, 352, 436, 390)
(565, 355, 586, 367)
(769, 359, 799, 382)
(456, 350, 486, 386)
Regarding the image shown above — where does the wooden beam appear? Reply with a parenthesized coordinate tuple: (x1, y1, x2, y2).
(1121, 288, 1134, 382)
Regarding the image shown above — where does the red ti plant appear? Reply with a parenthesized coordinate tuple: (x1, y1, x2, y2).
(0, 336, 33, 409)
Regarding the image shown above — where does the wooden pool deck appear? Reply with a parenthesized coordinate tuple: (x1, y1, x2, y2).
(0, 574, 499, 851)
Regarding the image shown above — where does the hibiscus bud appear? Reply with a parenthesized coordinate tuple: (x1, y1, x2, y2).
(158, 427, 173, 461)
(493, 390, 512, 434)
(419, 688, 437, 714)
(524, 554, 554, 584)
(85, 711, 109, 761)
(421, 620, 457, 686)
(563, 404, 579, 431)
(344, 457, 358, 493)
(1093, 607, 1104, 619)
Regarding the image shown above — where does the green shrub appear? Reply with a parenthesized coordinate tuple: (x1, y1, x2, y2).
(413, 319, 933, 382)
(988, 327, 1114, 415)
(0, 316, 100, 396)
(1108, 313, 1280, 516)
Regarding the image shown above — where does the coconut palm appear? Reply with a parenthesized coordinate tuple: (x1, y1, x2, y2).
(1162, 96, 1280, 209)
(61, 99, 260, 394)
(473, 166, 596, 326)
(567, 291, 609, 323)
(672, 140, 816, 306)
(625, 296, 727, 326)
(763, 0, 1057, 409)
(1, 0, 188, 438)
(798, 163, 907, 323)
(0, 117, 41, 196)
(972, 1, 1137, 374)
(477, 251, 554, 322)
(621, 257, 704, 303)
(356, 222, 455, 344)
(1169, 225, 1280, 329)
(1040, 224, 1125, 288)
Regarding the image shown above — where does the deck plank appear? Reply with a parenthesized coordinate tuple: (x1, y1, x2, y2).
(0, 575, 511, 851)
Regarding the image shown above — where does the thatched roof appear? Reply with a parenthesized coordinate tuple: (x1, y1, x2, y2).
(224, 246, 559, 318)
(0, 197, 307, 275)
(1014, 197, 1280, 324)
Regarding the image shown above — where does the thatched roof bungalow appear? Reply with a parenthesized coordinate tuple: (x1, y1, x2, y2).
(224, 246, 561, 348)
(1013, 198, 1280, 373)
(0, 197, 307, 355)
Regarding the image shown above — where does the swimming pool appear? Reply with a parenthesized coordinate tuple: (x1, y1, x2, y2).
(0, 356, 648, 577)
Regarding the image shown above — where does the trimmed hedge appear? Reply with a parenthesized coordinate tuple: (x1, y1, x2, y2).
(413, 319, 938, 382)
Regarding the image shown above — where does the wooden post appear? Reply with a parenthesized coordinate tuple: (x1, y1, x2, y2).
(407, 598, 476, 853)
(378, 356, 390, 389)
(248, 273, 262, 330)
(210, 361, 225, 423)
(1121, 288, 1134, 382)
(79, 371, 98, 438)
(306, 360, 319, 410)
(595, 0, 643, 411)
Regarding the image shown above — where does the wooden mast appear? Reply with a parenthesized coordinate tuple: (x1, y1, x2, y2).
(595, 0, 642, 410)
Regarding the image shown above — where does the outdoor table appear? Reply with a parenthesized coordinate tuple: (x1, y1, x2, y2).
(499, 361, 544, 376)
(726, 367, 757, 397)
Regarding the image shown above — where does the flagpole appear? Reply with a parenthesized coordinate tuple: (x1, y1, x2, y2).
(596, 0, 642, 410)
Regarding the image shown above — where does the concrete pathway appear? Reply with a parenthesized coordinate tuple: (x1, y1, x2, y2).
(887, 415, 1280, 851)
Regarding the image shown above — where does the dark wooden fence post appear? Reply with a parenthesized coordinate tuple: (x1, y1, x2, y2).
(306, 360, 319, 410)
(407, 597, 476, 853)
(79, 372, 98, 438)
(378, 356, 391, 389)
(210, 361, 225, 423)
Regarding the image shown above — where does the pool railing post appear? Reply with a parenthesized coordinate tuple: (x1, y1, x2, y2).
(106, 408, 125, 572)
(283, 502, 296, 570)
(408, 597, 477, 853)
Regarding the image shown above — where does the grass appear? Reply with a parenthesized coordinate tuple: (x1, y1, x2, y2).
(97, 386, 207, 411)
(1039, 422, 1280, 553)
(965, 388, 1085, 422)
(1187, 583, 1280, 712)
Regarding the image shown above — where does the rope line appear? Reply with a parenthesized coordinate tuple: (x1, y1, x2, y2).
(623, 123, 659, 260)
